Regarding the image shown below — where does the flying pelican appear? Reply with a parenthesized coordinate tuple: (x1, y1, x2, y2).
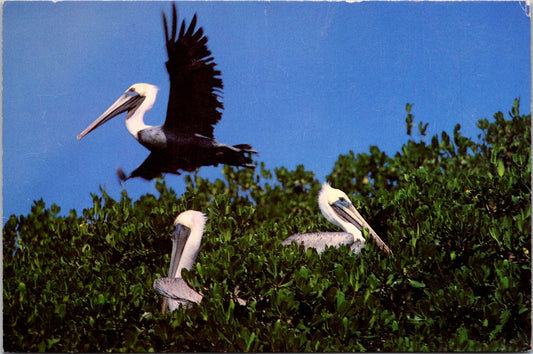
(77, 4, 256, 180)
(154, 210, 245, 312)
(282, 182, 392, 255)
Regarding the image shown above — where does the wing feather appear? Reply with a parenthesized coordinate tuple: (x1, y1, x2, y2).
(154, 277, 202, 304)
(128, 152, 181, 180)
(162, 4, 223, 138)
(282, 232, 356, 254)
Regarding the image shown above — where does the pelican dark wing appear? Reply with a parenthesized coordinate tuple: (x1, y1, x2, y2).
(118, 151, 182, 181)
(163, 4, 223, 138)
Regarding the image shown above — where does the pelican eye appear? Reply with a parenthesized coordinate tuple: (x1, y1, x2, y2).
(125, 87, 138, 97)
(335, 196, 351, 207)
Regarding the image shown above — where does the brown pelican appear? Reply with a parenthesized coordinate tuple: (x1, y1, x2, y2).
(154, 210, 245, 312)
(77, 4, 256, 180)
(282, 182, 392, 255)
(155, 210, 206, 312)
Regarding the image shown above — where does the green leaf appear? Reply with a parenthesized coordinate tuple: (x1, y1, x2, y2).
(497, 159, 505, 177)
(95, 294, 105, 305)
(392, 320, 399, 332)
(408, 280, 426, 288)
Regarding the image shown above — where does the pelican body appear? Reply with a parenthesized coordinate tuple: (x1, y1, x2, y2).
(283, 182, 392, 255)
(154, 210, 246, 312)
(154, 210, 206, 312)
(77, 4, 256, 180)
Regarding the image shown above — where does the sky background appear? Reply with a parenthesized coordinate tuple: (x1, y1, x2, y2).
(3, 1, 531, 221)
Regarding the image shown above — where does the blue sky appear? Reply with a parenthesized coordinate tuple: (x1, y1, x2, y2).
(3, 1, 531, 220)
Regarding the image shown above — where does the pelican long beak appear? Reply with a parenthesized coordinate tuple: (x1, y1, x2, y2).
(331, 200, 392, 254)
(167, 223, 192, 279)
(160, 223, 192, 313)
(76, 91, 144, 140)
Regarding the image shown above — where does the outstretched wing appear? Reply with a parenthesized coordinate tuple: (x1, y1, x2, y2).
(162, 4, 223, 138)
(127, 152, 181, 180)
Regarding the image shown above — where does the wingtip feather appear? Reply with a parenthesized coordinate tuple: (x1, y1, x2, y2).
(188, 14, 198, 36)
(171, 3, 178, 41)
(162, 11, 169, 43)
(179, 19, 186, 39)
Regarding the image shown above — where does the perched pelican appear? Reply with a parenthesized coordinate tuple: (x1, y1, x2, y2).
(77, 4, 256, 180)
(154, 210, 245, 312)
(282, 182, 392, 255)
(155, 210, 206, 312)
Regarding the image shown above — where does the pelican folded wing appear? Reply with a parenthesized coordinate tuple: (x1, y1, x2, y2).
(153, 277, 203, 304)
(282, 232, 355, 254)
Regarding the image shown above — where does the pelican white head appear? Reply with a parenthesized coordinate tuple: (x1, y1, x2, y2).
(168, 210, 207, 279)
(318, 182, 393, 254)
(318, 182, 365, 243)
(77, 83, 158, 140)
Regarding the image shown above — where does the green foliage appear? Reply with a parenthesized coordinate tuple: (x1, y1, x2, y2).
(4, 100, 530, 351)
